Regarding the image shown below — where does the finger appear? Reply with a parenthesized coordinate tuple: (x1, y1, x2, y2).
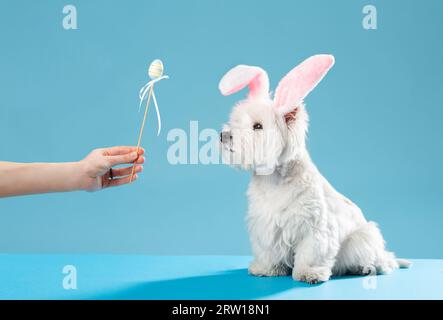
(103, 146, 145, 156)
(101, 171, 111, 188)
(134, 156, 145, 164)
(111, 165, 143, 177)
(108, 174, 138, 187)
(107, 152, 139, 166)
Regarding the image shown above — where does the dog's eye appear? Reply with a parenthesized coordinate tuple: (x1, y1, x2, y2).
(253, 123, 263, 130)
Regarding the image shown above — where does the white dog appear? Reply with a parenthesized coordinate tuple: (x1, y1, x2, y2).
(219, 55, 410, 284)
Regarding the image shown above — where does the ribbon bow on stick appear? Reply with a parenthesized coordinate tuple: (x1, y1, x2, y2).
(131, 59, 169, 181)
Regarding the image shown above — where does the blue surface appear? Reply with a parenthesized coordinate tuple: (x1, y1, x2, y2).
(1, 0, 443, 258)
(0, 254, 442, 300)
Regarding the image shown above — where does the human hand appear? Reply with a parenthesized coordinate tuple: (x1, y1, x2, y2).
(78, 146, 145, 191)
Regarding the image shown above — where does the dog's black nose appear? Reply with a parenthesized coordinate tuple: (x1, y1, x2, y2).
(220, 131, 232, 143)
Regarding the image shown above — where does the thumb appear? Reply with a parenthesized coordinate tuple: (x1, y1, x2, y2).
(107, 151, 139, 167)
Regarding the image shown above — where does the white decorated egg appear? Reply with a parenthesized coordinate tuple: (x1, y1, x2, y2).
(148, 59, 164, 79)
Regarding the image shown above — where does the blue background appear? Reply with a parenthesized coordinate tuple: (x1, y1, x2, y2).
(0, 0, 442, 258)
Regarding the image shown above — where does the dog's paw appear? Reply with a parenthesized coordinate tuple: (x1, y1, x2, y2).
(248, 261, 290, 277)
(293, 266, 331, 284)
(248, 261, 270, 276)
(348, 264, 377, 276)
(376, 259, 399, 274)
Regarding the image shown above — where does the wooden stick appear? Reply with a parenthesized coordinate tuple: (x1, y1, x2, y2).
(130, 84, 154, 182)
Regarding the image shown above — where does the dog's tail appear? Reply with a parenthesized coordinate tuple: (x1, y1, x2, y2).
(397, 258, 412, 268)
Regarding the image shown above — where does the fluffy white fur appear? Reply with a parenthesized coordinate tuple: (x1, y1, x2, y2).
(219, 56, 410, 284)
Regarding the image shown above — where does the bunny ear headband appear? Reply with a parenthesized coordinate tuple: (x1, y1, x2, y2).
(219, 54, 335, 114)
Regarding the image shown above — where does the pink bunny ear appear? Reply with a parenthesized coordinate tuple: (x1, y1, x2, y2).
(219, 65, 269, 99)
(274, 55, 335, 113)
